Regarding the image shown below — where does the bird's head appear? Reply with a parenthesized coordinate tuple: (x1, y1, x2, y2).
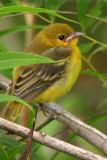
(27, 23, 83, 54)
(40, 23, 83, 48)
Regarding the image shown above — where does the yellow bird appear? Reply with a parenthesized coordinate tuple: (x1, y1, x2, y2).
(0, 23, 83, 121)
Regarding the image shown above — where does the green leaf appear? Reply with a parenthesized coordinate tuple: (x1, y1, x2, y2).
(0, 145, 23, 160)
(0, 25, 45, 37)
(82, 70, 107, 80)
(46, 0, 65, 21)
(77, 0, 89, 31)
(0, 43, 6, 54)
(0, 6, 79, 24)
(46, 0, 65, 10)
(0, 94, 34, 114)
(0, 137, 20, 148)
(27, 0, 43, 7)
(0, 143, 8, 159)
(85, 0, 105, 30)
(79, 43, 94, 54)
(0, 0, 12, 5)
(0, 69, 13, 79)
(87, 112, 107, 124)
(0, 51, 64, 70)
(85, 9, 101, 30)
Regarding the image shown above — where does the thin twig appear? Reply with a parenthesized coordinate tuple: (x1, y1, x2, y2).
(0, 118, 106, 160)
(53, 10, 107, 23)
(0, 13, 25, 19)
(0, 12, 52, 23)
(85, 112, 107, 122)
(19, 110, 38, 160)
(83, 34, 107, 48)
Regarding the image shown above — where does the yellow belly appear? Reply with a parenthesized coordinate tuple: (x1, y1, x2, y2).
(32, 46, 81, 103)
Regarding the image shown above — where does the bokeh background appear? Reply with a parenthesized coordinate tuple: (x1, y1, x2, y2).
(0, 0, 107, 159)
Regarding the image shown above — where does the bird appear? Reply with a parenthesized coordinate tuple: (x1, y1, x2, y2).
(0, 23, 83, 121)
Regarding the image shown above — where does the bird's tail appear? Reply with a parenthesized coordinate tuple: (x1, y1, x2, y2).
(0, 101, 23, 121)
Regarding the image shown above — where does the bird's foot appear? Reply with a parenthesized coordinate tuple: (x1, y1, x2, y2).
(39, 102, 63, 117)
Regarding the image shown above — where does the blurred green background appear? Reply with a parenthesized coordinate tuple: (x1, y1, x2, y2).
(0, 0, 107, 160)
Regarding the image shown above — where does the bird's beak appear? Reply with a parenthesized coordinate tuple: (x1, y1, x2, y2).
(66, 32, 84, 43)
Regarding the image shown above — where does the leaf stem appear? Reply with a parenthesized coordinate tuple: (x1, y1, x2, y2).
(36, 13, 52, 24)
(82, 55, 106, 83)
(84, 34, 107, 48)
(0, 143, 9, 159)
(88, 46, 106, 61)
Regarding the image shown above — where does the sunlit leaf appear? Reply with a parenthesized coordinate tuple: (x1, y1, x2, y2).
(0, 52, 65, 70)
(0, 6, 79, 24)
(0, 94, 34, 114)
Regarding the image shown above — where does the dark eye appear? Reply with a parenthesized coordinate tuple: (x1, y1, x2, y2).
(58, 35, 65, 40)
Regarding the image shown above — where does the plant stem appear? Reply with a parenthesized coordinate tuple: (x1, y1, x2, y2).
(82, 55, 106, 83)
(36, 13, 52, 24)
(84, 35, 107, 48)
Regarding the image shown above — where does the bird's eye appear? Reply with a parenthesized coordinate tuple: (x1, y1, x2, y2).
(58, 35, 65, 40)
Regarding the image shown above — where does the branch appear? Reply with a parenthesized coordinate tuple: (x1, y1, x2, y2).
(41, 103, 107, 155)
(0, 118, 106, 160)
(0, 74, 107, 156)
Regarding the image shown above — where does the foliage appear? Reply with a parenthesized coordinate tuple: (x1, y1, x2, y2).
(0, 0, 107, 160)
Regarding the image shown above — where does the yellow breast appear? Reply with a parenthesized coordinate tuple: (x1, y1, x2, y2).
(32, 45, 81, 103)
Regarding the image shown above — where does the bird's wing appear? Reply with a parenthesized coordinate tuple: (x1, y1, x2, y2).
(13, 45, 72, 102)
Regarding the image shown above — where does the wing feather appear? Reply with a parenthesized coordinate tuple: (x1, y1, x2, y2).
(12, 45, 72, 101)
